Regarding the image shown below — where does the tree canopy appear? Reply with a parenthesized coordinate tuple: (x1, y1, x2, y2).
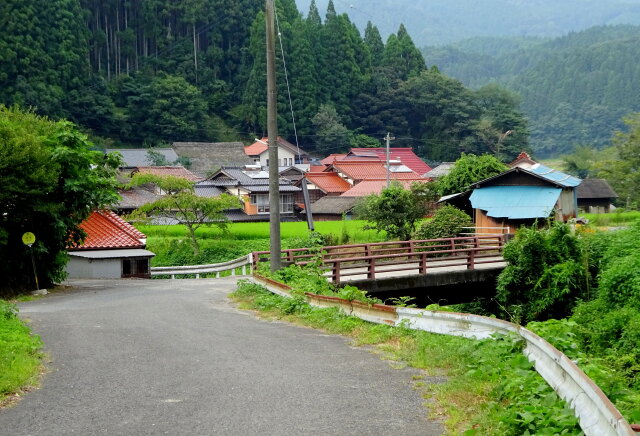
(0, 0, 529, 163)
(437, 153, 508, 195)
(126, 173, 240, 255)
(355, 182, 436, 241)
(0, 106, 120, 295)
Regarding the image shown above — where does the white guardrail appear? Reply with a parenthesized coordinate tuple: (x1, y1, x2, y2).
(150, 254, 252, 279)
(250, 274, 637, 436)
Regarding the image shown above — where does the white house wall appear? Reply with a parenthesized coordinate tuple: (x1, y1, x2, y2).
(259, 148, 296, 167)
(67, 257, 122, 279)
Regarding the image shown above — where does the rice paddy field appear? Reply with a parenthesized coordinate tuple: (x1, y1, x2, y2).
(137, 220, 386, 266)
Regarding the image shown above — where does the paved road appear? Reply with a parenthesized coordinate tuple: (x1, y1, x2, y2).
(1, 278, 442, 435)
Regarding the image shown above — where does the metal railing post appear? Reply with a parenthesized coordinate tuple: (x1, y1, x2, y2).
(332, 261, 341, 284)
(368, 257, 376, 280)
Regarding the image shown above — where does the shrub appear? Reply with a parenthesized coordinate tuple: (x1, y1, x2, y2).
(598, 255, 640, 310)
(496, 222, 591, 323)
(412, 205, 472, 240)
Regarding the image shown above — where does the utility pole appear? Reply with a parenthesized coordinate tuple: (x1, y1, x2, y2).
(385, 132, 395, 188)
(266, 0, 281, 271)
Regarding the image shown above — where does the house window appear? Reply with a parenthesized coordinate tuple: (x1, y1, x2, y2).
(250, 194, 270, 213)
(280, 194, 293, 213)
(250, 193, 293, 213)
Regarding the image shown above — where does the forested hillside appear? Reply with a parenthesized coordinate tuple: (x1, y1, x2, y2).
(427, 25, 640, 156)
(0, 0, 529, 162)
(295, 0, 640, 46)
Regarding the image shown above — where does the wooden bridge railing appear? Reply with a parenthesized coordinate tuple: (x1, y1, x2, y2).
(253, 235, 507, 284)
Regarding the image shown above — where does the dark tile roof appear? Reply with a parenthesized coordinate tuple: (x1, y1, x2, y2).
(310, 196, 360, 215)
(244, 185, 301, 193)
(117, 187, 161, 210)
(208, 167, 295, 188)
(576, 179, 618, 199)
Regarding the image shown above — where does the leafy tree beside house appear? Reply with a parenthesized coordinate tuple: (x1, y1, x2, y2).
(437, 153, 508, 196)
(126, 174, 240, 256)
(0, 106, 121, 296)
(355, 182, 437, 241)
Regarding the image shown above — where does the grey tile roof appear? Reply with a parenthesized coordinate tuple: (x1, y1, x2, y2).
(172, 142, 253, 173)
(310, 196, 360, 215)
(208, 167, 295, 188)
(106, 148, 179, 167)
(245, 185, 301, 193)
(194, 184, 225, 197)
(424, 162, 455, 178)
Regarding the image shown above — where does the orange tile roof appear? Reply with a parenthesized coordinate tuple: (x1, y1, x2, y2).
(244, 136, 307, 157)
(328, 160, 423, 181)
(244, 138, 268, 156)
(320, 154, 347, 165)
(70, 210, 146, 250)
(350, 148, 432, 174)
(135, 166, 201, 182)
(341, 179, 429, 197)
(305, 172, 352, 194)
(309, 165, 327, 172)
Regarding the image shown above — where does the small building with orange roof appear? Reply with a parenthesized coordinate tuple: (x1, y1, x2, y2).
(340, 178, 428, 197)
(66, 210, 155, 279)
(299, 171, 353, 203)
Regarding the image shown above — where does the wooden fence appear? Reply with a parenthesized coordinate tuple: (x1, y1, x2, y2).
(253, 236, 507, 283)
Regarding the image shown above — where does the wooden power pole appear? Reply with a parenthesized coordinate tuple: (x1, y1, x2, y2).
(266, 0, 281, 271)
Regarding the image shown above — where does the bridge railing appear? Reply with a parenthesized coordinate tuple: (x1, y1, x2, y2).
(253, 236, 506, 283)
(150, 254, 252, 279)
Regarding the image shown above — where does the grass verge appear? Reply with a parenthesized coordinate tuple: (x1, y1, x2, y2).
(230, 280, 582, 435)
(0, 300, 43, 406)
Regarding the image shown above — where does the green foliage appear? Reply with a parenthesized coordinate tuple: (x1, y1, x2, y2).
(356, 182, 435, 241)
(437, 153, 508, 195)
(529, 317, 640, 421)
(496, 223, 591, 323)
(0, 107, 120, 295)
(0, 300, 43, 398)
(595, 114, 640, 209)
(413, 205, 473, 240)
(429, 25, 640, 156)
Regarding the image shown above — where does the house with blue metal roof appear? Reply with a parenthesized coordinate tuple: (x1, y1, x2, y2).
(466, 163, 581, 232)
(441, 154, 582, 232)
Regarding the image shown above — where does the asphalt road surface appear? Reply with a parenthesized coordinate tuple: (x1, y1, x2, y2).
(1, 278, 443, 435)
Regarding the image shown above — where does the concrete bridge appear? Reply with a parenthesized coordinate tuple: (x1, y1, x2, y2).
(253, 236, 508, 305)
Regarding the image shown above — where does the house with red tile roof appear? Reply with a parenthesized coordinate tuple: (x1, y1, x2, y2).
(325, 160, 422, 184)
(349, 148, 432, 175)
(66, 210, 155, 279)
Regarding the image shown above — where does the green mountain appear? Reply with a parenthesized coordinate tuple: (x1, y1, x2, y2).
(426, 25, 640, 156)
(295, 0, 640, 46)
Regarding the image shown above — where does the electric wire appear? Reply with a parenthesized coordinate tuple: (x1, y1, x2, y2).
(274, 4, 302, 162)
